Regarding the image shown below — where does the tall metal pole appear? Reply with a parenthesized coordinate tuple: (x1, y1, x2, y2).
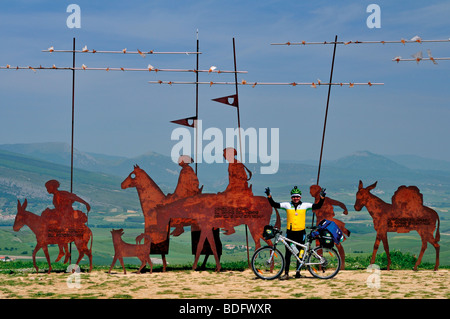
(232, 38, 243, 162)
(69, 37, 76, 262)
(313, 35, 337, 228)
(195, 31, 199, 174)
(71, 37, 75, 193)
(232, 38, 249, 267)
(317, 35, 338, 186)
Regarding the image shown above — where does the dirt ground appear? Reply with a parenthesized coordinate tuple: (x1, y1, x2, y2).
(0, 268, 448, 299)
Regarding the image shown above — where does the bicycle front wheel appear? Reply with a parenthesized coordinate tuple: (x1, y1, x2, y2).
(251, 246, 285, 280)
(307, 246, 341, 279)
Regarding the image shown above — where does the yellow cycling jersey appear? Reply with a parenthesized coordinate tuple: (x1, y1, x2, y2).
(279, 202, 313, 231)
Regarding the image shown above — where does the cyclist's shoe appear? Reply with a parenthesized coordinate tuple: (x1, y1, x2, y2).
(295, 272, 302, 279)
(279, 274, 290, 280)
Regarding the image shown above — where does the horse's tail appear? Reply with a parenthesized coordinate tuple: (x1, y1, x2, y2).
(435, 214, 441, 242)
(89, 228, 94, 252)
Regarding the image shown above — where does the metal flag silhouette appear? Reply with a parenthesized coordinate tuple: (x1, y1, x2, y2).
(170, 116, 197, 128)
(212, 94, 239, 107)
(354, 181, 440, 271)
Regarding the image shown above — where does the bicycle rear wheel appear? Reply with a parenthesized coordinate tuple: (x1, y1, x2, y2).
(251, 246, 285, 280)
(307, 246, 341, 279)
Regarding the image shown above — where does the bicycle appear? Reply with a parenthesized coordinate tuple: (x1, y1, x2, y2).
(251, 225, 341, 280)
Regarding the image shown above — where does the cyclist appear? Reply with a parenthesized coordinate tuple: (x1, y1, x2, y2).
(265, 185, 326, 279)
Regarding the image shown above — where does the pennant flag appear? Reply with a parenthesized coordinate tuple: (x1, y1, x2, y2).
(212, 94, 239, 107)
(170, 116, 197, 128)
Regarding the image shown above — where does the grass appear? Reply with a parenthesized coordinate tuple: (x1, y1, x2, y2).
(1, 250, 448, 275)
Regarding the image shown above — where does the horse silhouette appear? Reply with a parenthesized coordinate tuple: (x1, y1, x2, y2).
(13, 199, 93, 273)
(122, 164, 279, 272)
(155, 191, 279, 272)
(310, 185, 351, 269)
(354, 181, 440, 271)
(121, 164, 205, 271)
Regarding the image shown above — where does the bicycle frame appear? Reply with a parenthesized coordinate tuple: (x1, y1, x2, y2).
(272, 231, 325, 272)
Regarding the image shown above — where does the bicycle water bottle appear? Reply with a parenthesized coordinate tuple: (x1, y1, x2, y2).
(299, 249, 304, 258)
(290, 243, 299, 255)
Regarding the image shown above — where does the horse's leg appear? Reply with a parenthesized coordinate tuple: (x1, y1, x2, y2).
(380, 234, 391, 270)
(147, 256, 153, 273)
(161, 254, 167, 272)
(42, 245, 52, 274)
(73, 240, 88, 272)
(193, 231, 207, 270)
(205, 230, 221, 272)
(426, 231, 440, 271)
(370, 233, 382, 265)
(55, 244, 65, 262)
(414, 232, 428, 271)
(32, 243, 41, 273)
(63, 243, 71, 264)
(431, 239, 440, 271)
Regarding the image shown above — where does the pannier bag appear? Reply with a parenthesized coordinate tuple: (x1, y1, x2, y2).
(263, 225, 275, 240)
(312, 219, 344, 247)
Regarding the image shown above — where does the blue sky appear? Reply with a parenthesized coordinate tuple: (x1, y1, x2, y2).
(0, 0, 449, 163)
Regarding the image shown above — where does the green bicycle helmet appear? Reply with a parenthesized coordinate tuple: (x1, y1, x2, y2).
(290, 186, 302, 197)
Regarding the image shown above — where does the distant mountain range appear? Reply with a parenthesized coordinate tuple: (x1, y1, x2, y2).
(0, 142, 449, 215)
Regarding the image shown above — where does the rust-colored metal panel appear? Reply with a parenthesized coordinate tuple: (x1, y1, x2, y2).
(13, 180, 93, 273)
(310, 185, 351, 270)
(354, 180, 440, 271)
(121, 151, 278, 272)
(108, 229, 152, 274)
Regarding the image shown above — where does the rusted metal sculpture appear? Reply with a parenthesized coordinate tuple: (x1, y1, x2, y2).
(354, 180, 440, 271)
(13, 199, 93, 273)
(122, 151, 279, 272)
(121, 158, 204, 271)
(310, 185, 351, 269)
(108, 229, 152, 274)
(154, 149, 279, 271)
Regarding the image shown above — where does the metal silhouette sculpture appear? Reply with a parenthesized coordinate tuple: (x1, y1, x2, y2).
(154, 148, 279, 272)
(354, 180, 440, 271)
(221, 147, 253, 196)
(108, 229, 152, 274)
(310, 185, 351, 269)
(13, 199, 93, 273)
(121, 158, 204, 271)
(122, 150, 279, 272)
